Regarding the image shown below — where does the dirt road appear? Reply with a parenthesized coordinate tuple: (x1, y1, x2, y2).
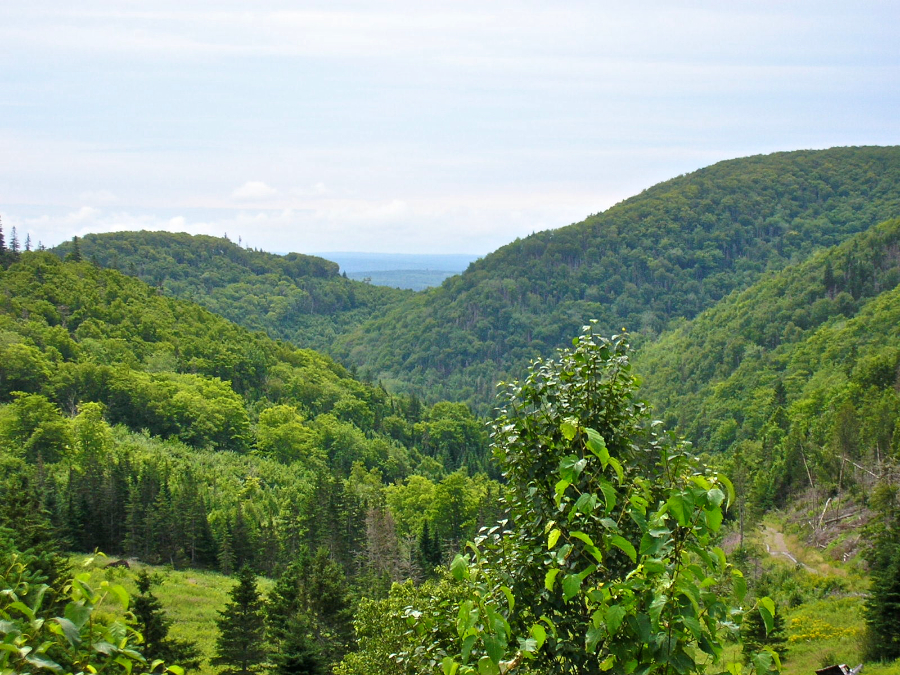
(762, 526, 819, 574)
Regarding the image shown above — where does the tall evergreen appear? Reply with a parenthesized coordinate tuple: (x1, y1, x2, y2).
(212, 565, 267, 675)
(864, 549, 900, 661)
(741, 605, 787, 663)
(66, 235, 83, 262)
(131, 569, 202, 672)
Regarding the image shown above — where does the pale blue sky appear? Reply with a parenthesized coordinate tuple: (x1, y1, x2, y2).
(1, 1, 898, 253)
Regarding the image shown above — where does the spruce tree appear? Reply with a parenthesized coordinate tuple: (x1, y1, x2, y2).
(266, 562, 327, 675)
(131, 569, 202, 672)
(741, 604, 787, 663)
(864, 544, 900, 661)
(66, 235, 82, 262)
(212, 565, 267, 675)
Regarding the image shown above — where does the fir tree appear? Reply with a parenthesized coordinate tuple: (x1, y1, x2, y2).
(212, 565, 267, 675)
(0, 472, 70, 609)
(741, 604, 787, 663)
(131, 569, 202, 672)
(9, 226, 19, 253)
(66, 235, 83, 262)
(24, 233, 31, 251)
(417, 520, 442, 573)
(269, 615, 326, 675)
(0, 217, 5, 251)
(266, 561, 328, 675)
(863, 548, 900, 661)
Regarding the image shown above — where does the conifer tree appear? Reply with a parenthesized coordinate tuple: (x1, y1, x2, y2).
(66, 235, 82, 262)
(131, 569, 202, 672)
(212, 565, 267, 675)
(266, 561, 328, 675)
(9, 226, 19, 254)
(741, 604, 787, 663)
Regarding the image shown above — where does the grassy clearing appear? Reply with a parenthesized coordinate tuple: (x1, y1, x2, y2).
(74, 555, 272, 675)
(738, 517, 900, 675)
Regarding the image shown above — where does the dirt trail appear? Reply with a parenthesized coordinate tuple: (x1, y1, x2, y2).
(762, 526, 819, 574)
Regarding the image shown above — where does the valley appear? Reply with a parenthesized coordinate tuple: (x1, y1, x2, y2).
(2, 146, 899, 675)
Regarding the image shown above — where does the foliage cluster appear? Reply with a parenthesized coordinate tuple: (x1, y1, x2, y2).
(341, 328, 778, 675)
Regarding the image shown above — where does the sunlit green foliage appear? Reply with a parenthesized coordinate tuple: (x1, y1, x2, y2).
(52, 230, 411, 356)
(335, 147, 900, 409)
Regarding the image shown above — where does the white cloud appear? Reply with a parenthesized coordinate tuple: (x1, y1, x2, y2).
(232, 181, 278, 200)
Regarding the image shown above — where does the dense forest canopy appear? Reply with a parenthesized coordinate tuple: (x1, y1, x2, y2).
(0, 252, 499, 582)
(334, 146, 900, 408)
(52, 231, 412, 357)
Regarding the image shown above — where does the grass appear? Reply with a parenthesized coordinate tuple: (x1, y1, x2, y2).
(736, 517, 900, 675)
(74, 555, 272, 675)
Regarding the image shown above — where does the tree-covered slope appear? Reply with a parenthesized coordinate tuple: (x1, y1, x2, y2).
(52, 231, 412, 356)
(0, 251, 499, 583)
(635, 218, 900, 509)
(335, 146, 900, 408)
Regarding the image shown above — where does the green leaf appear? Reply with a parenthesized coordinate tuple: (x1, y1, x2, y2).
(562, 573, 583, 601)
(585, 429, 609, 463)
(451, 554, 469, 581)
(608, 457, 624, 484)
(478, 655, 498, 675)
(666, 494, 690, 527)
(610, 535, 637, 562)
(26, 655, 63, 673)
(167, 666, 184, 675)
(500, 586, 515, 613)
(705, 506, 723, 532)
(64, 602, 91, 630)
(443, 658, 460, 675)
(461, 634, 476, 662)
(598, 481, 617, 513)
(483, 636, 505, 666)
(51, 617, 80, 647)
(605, 605, 626, 635)
(116, 656, 134, 675)
(544, 568, 561, 591)
(681, 615, 702, 639)
(648, 593, 668, 626)
(555, 479, 572, 507)
(108, 584, 129, 611)
(732, 570, 747, 601)
(561, 419, 578, 441)
(530, 623, 547, 650)
(9, 602, 34, 622)
(569, 531, 595, 547)
(599, 655, 616, 671)
(585, 625, 603, 653)
(547, 528, 562, 549)
(706, 488, 726, 508)
(559, 456, 587, 482)
(718, 474, 736, 509)
(758, 597, 776, 635)
(574, 492, 597, 515)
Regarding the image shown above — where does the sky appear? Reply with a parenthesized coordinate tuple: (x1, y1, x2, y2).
(1, 1, 898, 255)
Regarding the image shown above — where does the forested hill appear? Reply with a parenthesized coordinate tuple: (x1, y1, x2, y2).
(335, 146, 900, 409)
(634, 217, 900, 510)
(52, 231, 412, 356)
(0, 250, 498, 579)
